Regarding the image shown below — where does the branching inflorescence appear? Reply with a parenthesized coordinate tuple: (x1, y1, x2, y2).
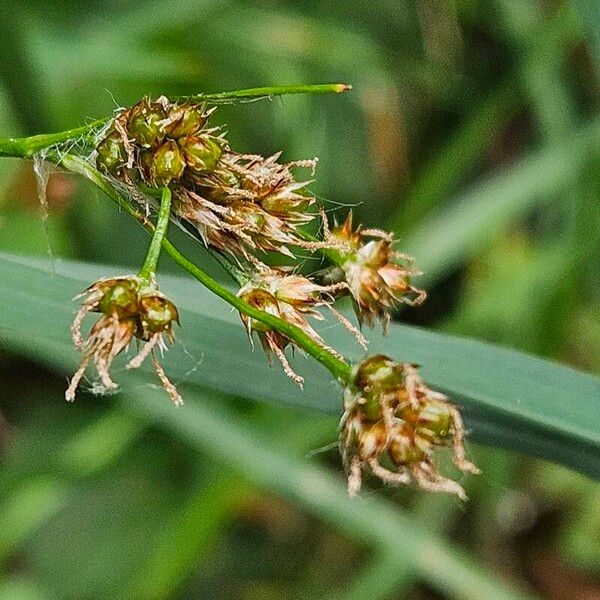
(0, 84, 479, 499)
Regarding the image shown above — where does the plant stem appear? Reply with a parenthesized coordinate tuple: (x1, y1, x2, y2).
(0, 83, 351, 158)
(0, 121, 105, 158)
(140, 184, 248, 286)
(54, 153, 352, 384)
(138, 186, 172, 287)
(190, 83, 351, 103)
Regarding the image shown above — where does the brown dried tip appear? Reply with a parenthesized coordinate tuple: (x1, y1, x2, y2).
(326, 212, 426, 330)
(67, 277, 182, 406)
(340, 355, 480, 499)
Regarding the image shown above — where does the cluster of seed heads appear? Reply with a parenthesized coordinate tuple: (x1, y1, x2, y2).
(68, 276, 181, 405)
(66, 95, 478, 498)
(342, 355, 480, 498)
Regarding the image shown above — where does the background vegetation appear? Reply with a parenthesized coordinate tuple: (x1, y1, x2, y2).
(0, 1, 599, 598)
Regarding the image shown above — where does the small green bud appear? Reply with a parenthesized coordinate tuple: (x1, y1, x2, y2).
(138, 294, 179, 335)
(97, 279, 139, 318)
(179, 135, 222, 172)
(168, 106, 208, 138)
(128, 102, 167, 148)
(418, 401, 451, 438)
(151, 140, 186, 186)
(355, 354, 405, 392)
(96, 133, 126, 176)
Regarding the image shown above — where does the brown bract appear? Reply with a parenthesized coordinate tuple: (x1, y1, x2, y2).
(340, 355, 480, 499)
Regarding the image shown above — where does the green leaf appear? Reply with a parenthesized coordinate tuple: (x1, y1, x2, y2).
(0, 252, 598, 483)
(0, 252, 538, 599)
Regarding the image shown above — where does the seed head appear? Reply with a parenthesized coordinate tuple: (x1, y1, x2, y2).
(67, 277, 182, 405)
(237, 267, 350, 387)
(328, 213, 426, 329)
(96, 97, 222, 189)
(341, 354, 480, 499)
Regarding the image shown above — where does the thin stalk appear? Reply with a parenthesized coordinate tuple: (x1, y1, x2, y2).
(189, 83, 351, 103)
(54, 153, 352, 384)
(0, 83, 351, 158)
(138, 184, 248, 286)
(0, 121, 105, 158)
(138, 186, 172, 286)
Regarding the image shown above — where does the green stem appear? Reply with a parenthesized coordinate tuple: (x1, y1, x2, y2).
(138, 184, 249, 286)
(138, 186, 172, 287)
(0, 83, 351, 158)
(190, 83, 351, 103)
(0, 121, 105, 158)
(54, 153, 352, 384)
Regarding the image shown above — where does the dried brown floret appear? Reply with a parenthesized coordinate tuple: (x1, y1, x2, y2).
(176, 151, 335, 259)
(237, 267, 353, 386)
(327, 212, 426, 329)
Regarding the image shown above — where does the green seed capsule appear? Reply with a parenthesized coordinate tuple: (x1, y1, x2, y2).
(97, 279, 139, 318)
(96, 133, 126, 176)
(128, 102, 167, 148)
(355, 354, 405, 392)
(418, 401, 451, 438)
(151, 140, 186, 186)
(240, 289, 279, 333)
(179, 135, 222, 172)
(138, 294, 179, 335)
(168, 106, 208, 138)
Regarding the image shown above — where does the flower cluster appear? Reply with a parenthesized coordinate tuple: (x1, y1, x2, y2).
(341, 355, 479, 498)
(327, 213, 426, 329)
(237, 266, 353, 386)
(96, 97, 223, 187)
(96, 98, 426, 363)
(97, 98, 328, 261)
(67, 276, 181, 405)
(68, 91, 480, 499)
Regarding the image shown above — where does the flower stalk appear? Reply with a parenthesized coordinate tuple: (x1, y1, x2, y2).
(138, 186, 172, 286)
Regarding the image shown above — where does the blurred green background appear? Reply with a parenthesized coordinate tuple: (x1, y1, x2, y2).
(1, 1, 599, 598)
